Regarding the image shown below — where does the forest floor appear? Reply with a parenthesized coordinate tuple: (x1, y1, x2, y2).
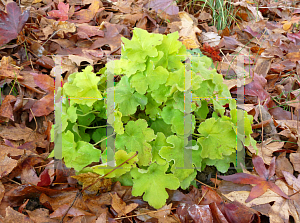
(0, 0, 299, 222)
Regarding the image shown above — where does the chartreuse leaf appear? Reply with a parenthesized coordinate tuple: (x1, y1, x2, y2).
(130, 72, 148, 94)
(150, 119, 173, 136)
(121, 28, 163, 63)
(49, 131, 101, 172)
(106, 58, 146, 77)
(130, 61, 169, 94)
(67, 105, 77, 123)
(131, 163, 180, 209)
(150, 83, 171, 103)
(197, 117, 236, 160)
(166, 66, 187, 92)
(155, 32, 185, 70)
(230, 108, 253, 147)
(150, 132, 168, 165)
(115, 76, 147, 116)
(146, 61, 169, 91)
(172, 91, 196, 113)
(159, 135, 202, 185)
(181, 170, 197, 189)
(161, 105, 196, 135)
(115, 119, 156, 166)
(72, 141, 101, 172)
(145, 94, 162, 120)
(63, 66, 102, 107)
(92, 149, 138, 178)
(194, 100, 209, 119)
(107, 111, 124, 134)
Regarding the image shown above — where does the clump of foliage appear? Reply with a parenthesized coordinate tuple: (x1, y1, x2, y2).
(51, 28, 256, 209)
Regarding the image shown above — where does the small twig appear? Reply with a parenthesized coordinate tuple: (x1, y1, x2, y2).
(113, 207, 178, 220)
(198, 189, 208, 205)
(60, 191, 81, 223)
(288, 189, 300, 198)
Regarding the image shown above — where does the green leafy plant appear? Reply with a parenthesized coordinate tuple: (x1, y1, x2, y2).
(51, 28, 257, 209)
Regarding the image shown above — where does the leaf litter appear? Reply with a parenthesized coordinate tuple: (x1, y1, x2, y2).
(0, 0, 300, 222)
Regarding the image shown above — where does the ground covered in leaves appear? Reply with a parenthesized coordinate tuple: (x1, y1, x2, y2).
(0, 0, 300, 222)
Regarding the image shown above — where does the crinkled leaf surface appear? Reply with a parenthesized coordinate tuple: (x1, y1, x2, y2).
(161, 105, 195, 135)
(115, 76, 147, 115)
(121, 28, 163, 63)
(197, 117, 236, 159)
(49, 130, 101, 172)
(131, 163, 180, 209)
(150, 132, 169, 165)
(159, 135, 202, 183)
(115, 119, 156, 166)
(63, 66, 102, 107)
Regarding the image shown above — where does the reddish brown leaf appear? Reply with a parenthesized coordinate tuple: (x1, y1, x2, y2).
(49, 204, 93, 218)
(76, 23, 104, 39)
(48, 2, 69, 21)
(177, 203, 214, 223)
(111, 192, 138, 217)
(0, 2, 29, 46)
(30, 93, 54, 119)
(3, 206, 33, 223)
(223, 201, 260, 223)
(73, 0, 103, 23)
(0, 95, 16, 122)
(218, 154, 289, 202)
(32, 73, 54, 93)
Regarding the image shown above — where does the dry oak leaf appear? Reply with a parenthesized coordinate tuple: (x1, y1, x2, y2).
(247, 139, 284, 165)
(218, 154, 289, 202)
(29, 73, 54, 119)
(76, 23, 104, 39)
(111, 192, 138, 217)
(290, 153, 300, 172)
(90, 22, 129, 52)
(0, 123, 33, 141)
(26, 208, 58, 223)
(73, 0, 103, 23)
(168, 11, 201, 49)
(50, 204, 94, 218)
(0, 153, 18, 178)
(0, 2, 29, 46)
(3, 206, 34, 223)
